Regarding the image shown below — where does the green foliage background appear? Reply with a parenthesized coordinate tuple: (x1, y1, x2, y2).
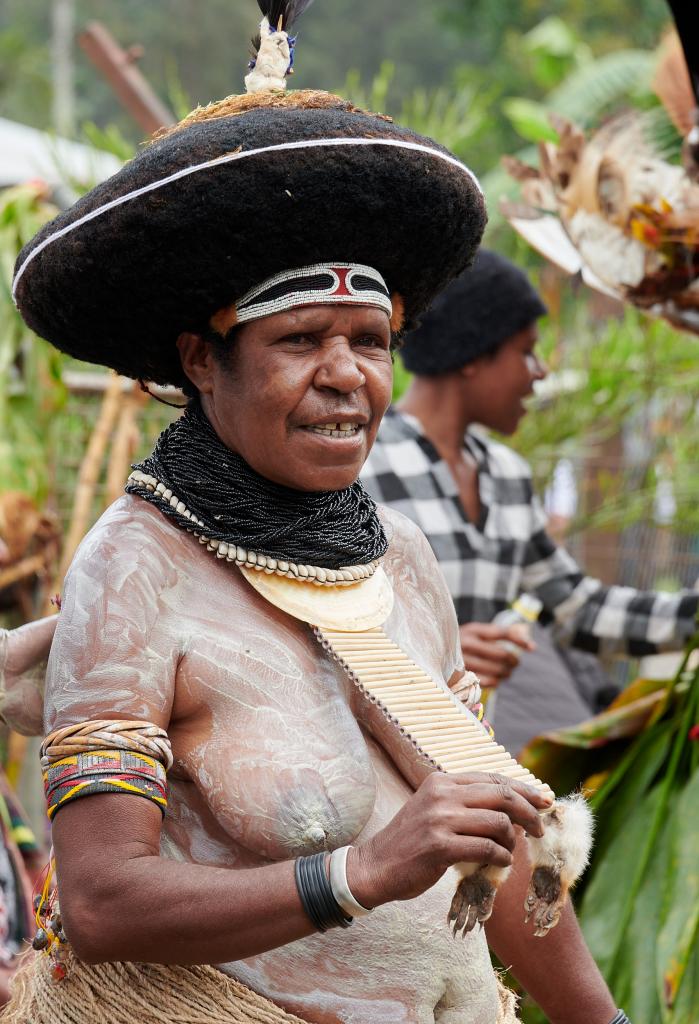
(2, 4, 699, 1022)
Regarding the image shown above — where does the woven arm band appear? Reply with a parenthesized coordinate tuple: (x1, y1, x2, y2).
(41, 719, 173, 770)
(41, 719, 172, 821)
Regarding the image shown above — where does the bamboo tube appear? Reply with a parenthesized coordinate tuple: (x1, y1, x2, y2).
(440, 758, 515, 774)
(325, 636, 388, 647)
(408, 722, 483, 736)
(437, 743, 508, 762)
(436, 746, 511, 766)
(439, 753, 514, 771)
(343, 654, 411, 665)
(380, 698, 456, 713)
(356, 677, 434, 691)
(422, 734, 493, 752)
(396, 709, 466, 721)
(438, 748, 510, 766)
(378, 688, 450, 701)
(384, 707, 456, 719)
(367, 685, 440, 697)
(427, 739, 490, 755)
(380, 700, 456, 713)
(357, 668, 432, 682)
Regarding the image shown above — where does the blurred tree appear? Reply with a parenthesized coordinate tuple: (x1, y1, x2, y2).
(511, 308, 699, 538)
(0, 0, 675, 151)
(0, 0, 464, 142)
(438, 0, 670, 58)
(0, 185, 67, 502)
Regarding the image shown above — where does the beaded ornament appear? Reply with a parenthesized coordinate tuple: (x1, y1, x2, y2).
(127, 470, 381, 586)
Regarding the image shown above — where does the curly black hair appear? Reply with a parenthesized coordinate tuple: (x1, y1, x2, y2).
(15, 94, 486, 386)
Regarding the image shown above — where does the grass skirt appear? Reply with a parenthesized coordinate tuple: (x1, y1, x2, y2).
(1, 949, 308, 1023)
(2, 948, 520, 1023)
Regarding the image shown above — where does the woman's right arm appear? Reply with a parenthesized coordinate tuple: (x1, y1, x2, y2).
(54, 770, 549, 964)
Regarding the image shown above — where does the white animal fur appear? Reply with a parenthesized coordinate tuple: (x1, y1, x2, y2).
(245, 18, 291, 93)
(450, 793, 593, 936)
(526, 792, 593, 887)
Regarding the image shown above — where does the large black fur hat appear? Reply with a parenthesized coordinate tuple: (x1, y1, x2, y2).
(400, 248, 547, 375)
(13, 92, 486, 387)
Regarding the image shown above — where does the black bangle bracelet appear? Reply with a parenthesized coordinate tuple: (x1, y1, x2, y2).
(308, 853, 351, 930)
(294, 853, 352, 932)
(310, 851, 350, 930)
(608, 1012, 631, 1024)
(294, 857, 325, 932)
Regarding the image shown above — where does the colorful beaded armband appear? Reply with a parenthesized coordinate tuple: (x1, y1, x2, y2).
(43, 748, 168, 821)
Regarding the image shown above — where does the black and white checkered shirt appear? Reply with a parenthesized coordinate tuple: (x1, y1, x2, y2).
(362, 408, 698, 658)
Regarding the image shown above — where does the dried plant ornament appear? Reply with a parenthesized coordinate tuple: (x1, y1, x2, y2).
(503, 13, 699, 334)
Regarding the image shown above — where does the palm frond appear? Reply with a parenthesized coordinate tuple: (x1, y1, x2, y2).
(547, 49, 656, 126)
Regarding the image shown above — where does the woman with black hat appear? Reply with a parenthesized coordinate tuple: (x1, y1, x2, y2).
(362, 250, 699, 743)
(3, 8, 628, 1023)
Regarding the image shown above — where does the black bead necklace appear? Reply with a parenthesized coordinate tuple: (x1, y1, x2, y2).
(126, 402, 387, 569)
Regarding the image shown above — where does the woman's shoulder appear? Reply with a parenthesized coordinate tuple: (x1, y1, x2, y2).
(67, 495, 188, 591)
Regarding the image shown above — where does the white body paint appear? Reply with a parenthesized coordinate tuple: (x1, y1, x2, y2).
(45, 497, 501, 1024)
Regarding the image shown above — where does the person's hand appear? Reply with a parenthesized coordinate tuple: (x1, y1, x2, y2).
(347, 771, 552, 908)
(459, 621, 535, 690)
(0, 538, 10, 566)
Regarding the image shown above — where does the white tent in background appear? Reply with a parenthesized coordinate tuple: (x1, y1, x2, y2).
(0, 116, 121, 190)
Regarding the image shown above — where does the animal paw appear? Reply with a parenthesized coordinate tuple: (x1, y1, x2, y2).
(524, 864, 565, 937)
(448, 869, 497, 936)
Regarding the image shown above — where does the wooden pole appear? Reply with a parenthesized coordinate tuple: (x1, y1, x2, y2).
(78, 21, 175, 135)
(51, 0, 76, 137)
(54, 372, 123, 588)
(105, 380, 145, 506)
(0, 554, 47, 592)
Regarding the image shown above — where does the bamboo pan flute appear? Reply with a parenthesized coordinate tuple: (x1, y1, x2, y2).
(317, 625, 553, 798)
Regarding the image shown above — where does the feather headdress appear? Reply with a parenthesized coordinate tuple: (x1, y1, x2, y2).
(246, 0, 316, 93)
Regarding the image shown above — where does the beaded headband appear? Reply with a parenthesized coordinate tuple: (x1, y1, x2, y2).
(233, 262, 393, 324)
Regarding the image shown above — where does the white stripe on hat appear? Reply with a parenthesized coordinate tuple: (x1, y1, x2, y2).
(12, 137, 482, 301)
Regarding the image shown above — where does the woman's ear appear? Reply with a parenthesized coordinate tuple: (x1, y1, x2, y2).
(459, 360, 479, 380)
(176, 332, 215, 395)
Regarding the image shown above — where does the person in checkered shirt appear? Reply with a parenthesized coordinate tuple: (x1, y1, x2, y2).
(362, 250, 699, 699)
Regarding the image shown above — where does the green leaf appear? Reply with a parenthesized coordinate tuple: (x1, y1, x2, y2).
(546, 49, 656, 127)
(580, 785, 666, 976)
(501, 97, 559, 143)
(604, 801, 671, 1021)
(669, 937, 699, 1024)
(656, 769, 699, 1016)
(520, 682, 672, 798)
(591, 723, 674, 861)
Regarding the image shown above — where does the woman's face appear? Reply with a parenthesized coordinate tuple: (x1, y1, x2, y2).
(178, 304, 394, 492)
(464, 324, 547, 435)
